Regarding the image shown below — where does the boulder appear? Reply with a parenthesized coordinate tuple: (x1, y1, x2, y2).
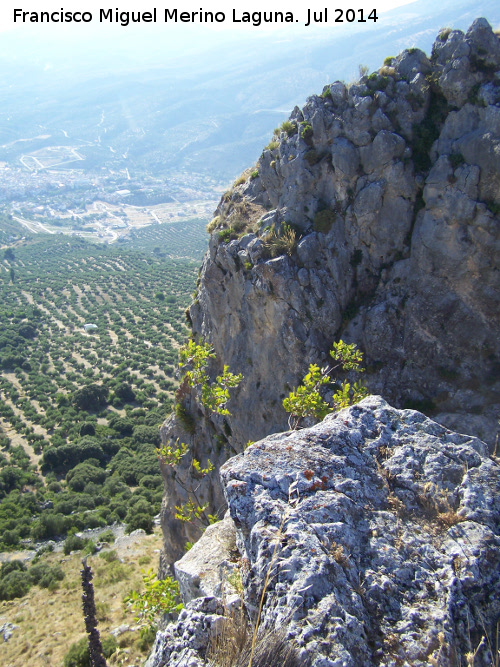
(152, 397, 500, 667)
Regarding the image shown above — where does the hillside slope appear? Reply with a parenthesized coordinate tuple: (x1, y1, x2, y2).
(159, 18, 500, 567)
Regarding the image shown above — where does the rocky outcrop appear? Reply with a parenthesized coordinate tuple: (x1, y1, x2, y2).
(149, 397, 500, 667)
(159, 19, 500, 567)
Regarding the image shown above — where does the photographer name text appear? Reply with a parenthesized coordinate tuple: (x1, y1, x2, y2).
(13, 7, 379, 27)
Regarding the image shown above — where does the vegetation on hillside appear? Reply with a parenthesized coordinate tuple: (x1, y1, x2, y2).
(0, 222, 205, 552)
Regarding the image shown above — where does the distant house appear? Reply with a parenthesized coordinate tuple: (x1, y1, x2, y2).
(83, 323, 98, 332)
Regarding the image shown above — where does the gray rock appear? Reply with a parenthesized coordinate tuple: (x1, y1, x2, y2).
(152, 398, 500, 667)
(331, 137, 359, 177)
(466, 17, 500, 68)
(1, 622, 19, 642)
(174, 514, 237, 604)
(394, 48, 431, 80)
(158, 19, 500, 570)
(145, 597, 225, 667)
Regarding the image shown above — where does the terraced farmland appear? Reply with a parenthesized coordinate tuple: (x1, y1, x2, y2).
(0, 218, 206, 552)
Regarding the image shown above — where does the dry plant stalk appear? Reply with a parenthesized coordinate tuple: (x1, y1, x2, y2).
(80, 558, 107, 667)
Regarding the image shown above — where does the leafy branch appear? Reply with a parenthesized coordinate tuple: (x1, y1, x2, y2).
(178, 340, 243, 416)
(283, 340, 368, 429)
(156, 438, 216, 528)
(124, 569, 182, 633)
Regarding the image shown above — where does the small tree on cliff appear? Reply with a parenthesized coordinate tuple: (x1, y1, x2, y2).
(178, 339, 243, 415)
(283, 340, 368, 429)
(158, 339, 243, 530)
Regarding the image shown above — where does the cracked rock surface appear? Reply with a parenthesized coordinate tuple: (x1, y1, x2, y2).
(150, 397, 500, 666)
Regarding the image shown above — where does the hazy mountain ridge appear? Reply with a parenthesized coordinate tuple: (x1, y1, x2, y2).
(1, 0, 499, 181)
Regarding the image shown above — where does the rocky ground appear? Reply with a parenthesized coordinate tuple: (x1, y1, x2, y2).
(149, 397, 500, 667)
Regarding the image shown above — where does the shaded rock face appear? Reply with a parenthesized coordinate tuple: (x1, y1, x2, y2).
(159, 19, 500, 566)
(150, 397, 500, 667)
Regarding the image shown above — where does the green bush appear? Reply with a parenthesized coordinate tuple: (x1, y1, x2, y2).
(31, 512, 66, 540)
(73, 384, 109, 411)
(29, 562, 65, 589)
(1, 559, 27, 578)
(99, 549, 119, 563)
(300, 122, 313, 143)
(283, 341, 368, 429)
(63, 635, 117, 667)
(66, 462, 106, 492)
(63, 637, 90, 667)
(265, 139, 279, 152)
(313, 209, 336, 233)
(132, 425, 160, 446)
(280, 120, 297, 137)
(304, 149, 320, 167)
(79, 422, 96, 437)
(0, 570, 31, 600)
(175, 402, 196, 434)
(262, 224, 297, 258)
(63, 533, 89, 555)
(125, 512, 154, 534)
(98, 529, 115, 544)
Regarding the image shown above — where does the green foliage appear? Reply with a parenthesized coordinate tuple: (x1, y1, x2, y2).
(63, 637, 91, 667)
(284, 341, 368, 429)
(66, 462, 107, 492)
(262, 224, 297, 258)
(0, 232, 191, 546)
(437, 27, 452, 42)
(313, 209, 336, 233)
(0, 569, 31, 600)
(283, 365, 331, 428)
(73, 384, 109, 411)
(280, 120, 297, 137)
(174, 498, 209, 523)
(217, 228, 234, 243)
(0, 558, 64, 600)
(28, 561, 65, 589)
(332, 381, 369, 409)
(63, 635, 117, 667)
(156, 439, 189, 466)
(63, 533, 89, 555)
(300, 122, 313, 142)
(179, 340, 243, 416)
(79, 422, 96, 437)
(98, 529, 115, 544)
(330, 340, 366, 371)
(250, 169, 259, 180)
(304, 149, 320, 166)
(124, 569, 182, 632)
(114, 382, 136, 404)
(125, 512, 154, 534)
(265, 139, 279, 152)
(175, 402, 196, 434)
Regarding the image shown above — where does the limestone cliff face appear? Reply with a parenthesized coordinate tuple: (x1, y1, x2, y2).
(159, 19, 500, 567)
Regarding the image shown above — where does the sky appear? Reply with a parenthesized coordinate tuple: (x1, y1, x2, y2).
(0, 0, 425, 78)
